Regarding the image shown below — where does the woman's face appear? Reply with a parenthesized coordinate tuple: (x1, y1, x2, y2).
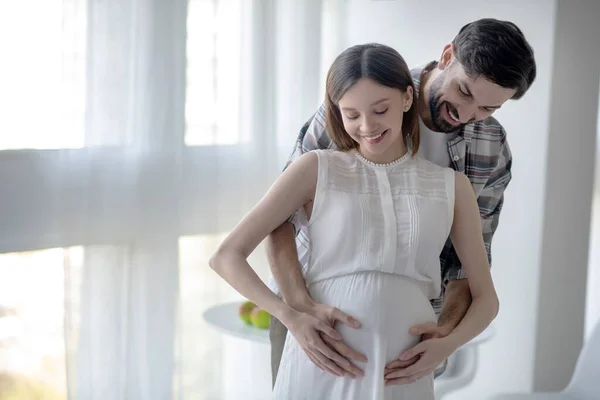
(337, 78, 412, 161)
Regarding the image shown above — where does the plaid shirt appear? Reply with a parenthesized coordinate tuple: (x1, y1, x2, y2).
(274, 63, 512, 313)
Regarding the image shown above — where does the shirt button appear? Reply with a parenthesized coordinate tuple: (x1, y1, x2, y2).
(453, 156, 460, 161)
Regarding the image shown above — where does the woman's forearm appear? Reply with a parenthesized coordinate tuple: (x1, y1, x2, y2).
(444, 292, 499, 349)
(209, 249, 296, 324)
(208, 151, 322, 326)
(445, 173, 500, 349)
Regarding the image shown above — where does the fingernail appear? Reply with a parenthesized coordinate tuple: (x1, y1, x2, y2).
(353, 320, 361, 328)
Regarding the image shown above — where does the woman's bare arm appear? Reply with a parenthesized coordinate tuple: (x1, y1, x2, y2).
(442, 172, 499, 347)
(209, 151, 319, 323)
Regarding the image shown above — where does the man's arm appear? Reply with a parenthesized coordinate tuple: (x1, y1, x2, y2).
(268, 105, 331, 301)
(435, 279, 471, 336)
(265, 222, 311, 309)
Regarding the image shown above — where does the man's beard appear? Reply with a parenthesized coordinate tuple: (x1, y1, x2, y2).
(428, 74, 465, 133)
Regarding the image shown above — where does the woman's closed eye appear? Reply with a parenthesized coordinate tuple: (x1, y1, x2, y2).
(345, 108, 387, 120)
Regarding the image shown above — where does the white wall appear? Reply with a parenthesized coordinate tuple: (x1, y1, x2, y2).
(337, 0, 564, 398)
(533, 1, 600, 391)
(585, 93, 600, 341)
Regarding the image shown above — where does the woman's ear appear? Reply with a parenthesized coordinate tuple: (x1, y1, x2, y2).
(404, 86, 414, 112)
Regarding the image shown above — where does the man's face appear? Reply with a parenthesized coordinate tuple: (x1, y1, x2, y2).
(426, 56, 517, 133)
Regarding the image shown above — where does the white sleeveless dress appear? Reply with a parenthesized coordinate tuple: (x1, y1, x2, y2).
(273, 149, 455, 400)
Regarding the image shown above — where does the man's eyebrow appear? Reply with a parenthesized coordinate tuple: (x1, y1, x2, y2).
(461, 81, 503, 109)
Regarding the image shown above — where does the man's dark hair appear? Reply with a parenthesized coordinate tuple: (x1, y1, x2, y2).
(452, 18, 536, 99)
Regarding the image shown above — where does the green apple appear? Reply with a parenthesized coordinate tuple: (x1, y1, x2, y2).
(250, 308, 270, 329)
(238, 300, 256, 325)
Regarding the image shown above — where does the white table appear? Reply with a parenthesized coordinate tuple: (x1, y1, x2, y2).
(203, 302, 272, 400)
(204, 301, 496, 400)
(203, 302, 270, 344)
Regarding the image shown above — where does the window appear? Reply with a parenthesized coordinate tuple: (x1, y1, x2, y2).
(0, 1, 86, 150)
(0, 0, 328, 398)
(176, 234, 270, 399)
(185, 0, 244, 147)
(0, 247, 83, 400)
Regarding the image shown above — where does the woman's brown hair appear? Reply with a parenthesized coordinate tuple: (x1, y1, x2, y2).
(325, 43, 419, 155)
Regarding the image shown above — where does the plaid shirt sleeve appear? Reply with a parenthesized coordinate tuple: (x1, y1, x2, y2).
(284, 103, 333, 235)
(442, 132, 513, 284)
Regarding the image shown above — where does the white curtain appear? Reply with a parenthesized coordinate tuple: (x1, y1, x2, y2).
(0, 0, 340, 399)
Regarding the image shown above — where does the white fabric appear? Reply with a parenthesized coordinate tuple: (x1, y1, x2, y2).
(416, 117, 457, 168)
(273, 149, 455, 399)
(0, 1, 330, 399)
(266, 117, 458, 294)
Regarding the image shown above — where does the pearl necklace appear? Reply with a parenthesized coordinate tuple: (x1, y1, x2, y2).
(355, 149, 410, 167)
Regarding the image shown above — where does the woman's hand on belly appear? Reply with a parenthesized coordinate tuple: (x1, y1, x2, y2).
(283, 303, 367, 378)
(383, 336, 457, 385)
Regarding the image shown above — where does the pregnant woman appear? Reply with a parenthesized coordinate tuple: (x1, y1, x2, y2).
(209, 43, 499, 399)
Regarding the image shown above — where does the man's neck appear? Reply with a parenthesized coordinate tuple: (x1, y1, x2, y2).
(418, 64, 439, 131)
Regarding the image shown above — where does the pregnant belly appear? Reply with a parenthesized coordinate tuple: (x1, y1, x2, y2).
(307, 272, 437, 365)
